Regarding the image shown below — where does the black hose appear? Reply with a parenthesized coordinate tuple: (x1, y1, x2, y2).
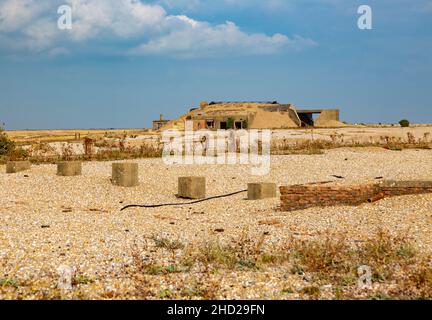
(120, 189, 248, 211)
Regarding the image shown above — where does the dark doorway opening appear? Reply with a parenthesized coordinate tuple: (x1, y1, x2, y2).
(235, 122, 242, 129)
(206, 120, 214, 129)
(298, 113, 315, 127)
(220, 122, 227, 130)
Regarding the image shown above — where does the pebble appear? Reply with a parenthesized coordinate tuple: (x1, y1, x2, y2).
(0, 148, 431, 299)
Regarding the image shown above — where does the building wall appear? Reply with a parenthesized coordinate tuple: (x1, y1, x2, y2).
(280, 184, 379, 211)
(193, 120, 206, 130)
(193, 114, 250, 130)
(152, 120, 170, 130)
(184, 107, 340, 130)
(314, 109, 340, 126)
(249, 110, 299, 129)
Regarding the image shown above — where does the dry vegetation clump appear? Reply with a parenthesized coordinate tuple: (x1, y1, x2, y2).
(282, 229, 432, 300)
(92, 142, 163, 161)
(151, 235, 185, 251)
(0, 126, 29, 162)
(6, 127, 432, 162)
(0, 257, 97, 300)
(121, 229, 432, 300)
(91, 144, 162, 161)
(0, 125, 14, 157)
(181, 231, 268, 272)
(271, 131, 432, 155)
(60, 143, 74, 161)
(23, 139, 163, 164)
(5, 148, 29, 161)
(28, 142, 55, 157)
(396, 261, 432, 299)
(284, 233, 356, 283)
(271, 139, 329, 155)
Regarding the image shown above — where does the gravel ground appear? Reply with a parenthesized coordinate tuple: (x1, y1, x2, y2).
(1, 148, 432, 299)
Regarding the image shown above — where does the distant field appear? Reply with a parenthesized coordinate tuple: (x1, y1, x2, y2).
(6, 125, 432, 145)
(6, 128, 155, 145)
(272, 125, 432, 142)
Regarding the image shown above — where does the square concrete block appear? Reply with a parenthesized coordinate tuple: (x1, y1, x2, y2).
(57, 161, 82, 176)
(112, 163, 139, 187)
(178, 177, 206, 199)
(6, 161, 31, 174)
(248, 183, 277, 200)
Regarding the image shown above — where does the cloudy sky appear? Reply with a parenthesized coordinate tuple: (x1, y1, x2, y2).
(0, 0, 431, 129)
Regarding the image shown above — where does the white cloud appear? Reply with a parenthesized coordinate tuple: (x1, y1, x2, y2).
(156, 0, 290, 12)
(155, 0, 343, 13)
(22, 18, 55, 50)
(65, 0, 167, 41)
(131, 19, 316, 58)
(0, 0, 317, 58)
(0, 0, 50, 32)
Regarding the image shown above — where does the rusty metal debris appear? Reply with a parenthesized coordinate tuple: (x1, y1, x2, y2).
(331, 175, 345, 179)
(368, 192, 385, 203)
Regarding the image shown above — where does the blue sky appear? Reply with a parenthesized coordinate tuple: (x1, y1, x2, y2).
(0, 0, 431, 129)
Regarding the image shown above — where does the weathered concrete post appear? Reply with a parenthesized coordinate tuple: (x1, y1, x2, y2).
(57, 161, 82, 176)
(83, 137, 94, 157)
(178, 177, 206, 199)
(248, 183, 277, 200)
(6, 161, 31, 174)
(112, 163, 139, 187)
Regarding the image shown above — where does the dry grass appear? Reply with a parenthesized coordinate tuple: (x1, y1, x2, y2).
(3, 127, 431, 162)
(18, 142, 163, 164)
(121, 229, 432, 300)
(271, 132, 431, 155)
(129, 230, 427, 299)
(151, 235, 185, 251)
(7, 129, 151, 145)
(1, 228, 431, 300)
(282, 229, 432, 299)
(271, 132, 432, 155)
(271, 140, 328, 155)
(181, 232, 266, 271)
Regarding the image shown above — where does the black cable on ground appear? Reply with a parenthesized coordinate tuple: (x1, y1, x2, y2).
(120, 189, 248, 211)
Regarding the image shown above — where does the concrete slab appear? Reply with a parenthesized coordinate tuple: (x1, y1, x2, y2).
(178, 177, 206, 199)
(57, 161, 82, 176)
(248, 183, 277, 200)
(112, 163, 139, 187)
(6, 161, 31, 174)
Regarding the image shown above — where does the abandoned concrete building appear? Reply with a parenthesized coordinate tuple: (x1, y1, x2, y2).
(152, 114, 170, 130)
(158, 101, 344, 131)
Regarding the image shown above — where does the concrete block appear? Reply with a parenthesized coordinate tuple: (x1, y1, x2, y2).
(248, 183, 277, 200)
(6, 161, 31, 174)
(178, 177, 206, 199)
(112, 163, 139, 187)
(57, 161, 82, 176)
